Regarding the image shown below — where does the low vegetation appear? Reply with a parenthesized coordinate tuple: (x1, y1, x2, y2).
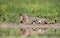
(0, 0, 60, 23)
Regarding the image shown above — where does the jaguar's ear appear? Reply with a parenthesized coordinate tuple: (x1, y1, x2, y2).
(19, 14, 21, 16)
(19, 13, 23, 16)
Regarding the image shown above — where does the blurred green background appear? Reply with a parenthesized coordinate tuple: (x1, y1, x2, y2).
(0, 0, 60, 23)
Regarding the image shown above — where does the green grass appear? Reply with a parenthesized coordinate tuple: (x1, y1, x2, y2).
(0, 28, 60, 38)
(0, 0, 60, 23)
